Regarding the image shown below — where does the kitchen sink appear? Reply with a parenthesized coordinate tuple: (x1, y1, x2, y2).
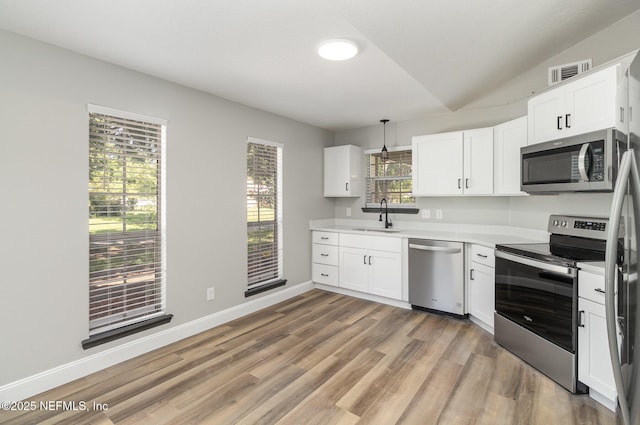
(352, 227, 401, 233)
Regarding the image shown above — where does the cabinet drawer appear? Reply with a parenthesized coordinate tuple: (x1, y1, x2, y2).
(312, 244, 339, 266)
(579, 270, 606, 304)
(470, 244, 495, 268)
(312, 231, 338, 246)
(312, 263, 339, 286)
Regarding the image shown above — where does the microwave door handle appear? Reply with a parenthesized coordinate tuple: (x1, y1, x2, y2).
(578, 143, 591, 182)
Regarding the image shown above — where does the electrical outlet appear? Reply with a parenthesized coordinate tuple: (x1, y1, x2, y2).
(436, 209, 443, 220)
(421, 209, 431, 219)
(346, 207, 351, 217)
(207, 287, 215, 301)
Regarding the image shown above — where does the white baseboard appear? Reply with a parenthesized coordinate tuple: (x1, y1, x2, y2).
(0, 281, 314, 403)
(469, 315, 494, 335)
(314, 283, 411, 310)
(588, 388, 617, 412)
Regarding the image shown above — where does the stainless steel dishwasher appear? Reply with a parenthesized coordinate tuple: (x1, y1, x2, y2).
(408, 239, 465, 317)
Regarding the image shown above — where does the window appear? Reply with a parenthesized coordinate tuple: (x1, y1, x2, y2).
(365, 147, 414, 207)
(246, 138, 285, 295)
(87, 105, 168, 339)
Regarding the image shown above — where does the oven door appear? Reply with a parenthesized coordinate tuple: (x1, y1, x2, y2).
(495, 250, 578, 352)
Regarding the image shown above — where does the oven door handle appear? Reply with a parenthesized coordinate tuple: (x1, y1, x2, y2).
(495, 250, 576, 277)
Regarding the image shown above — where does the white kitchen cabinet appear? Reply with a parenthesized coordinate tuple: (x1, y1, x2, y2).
(369, 250, 403, 299)
(467, 244, 495, 332)
(412, 131, 463, 196)
(463, 128, 494, 195)
(577, 268, 618, 403)
(324, 145, 362, 197)
(412, 128, 493, 196)
(311, 231, 339, 287)
(528, 65, 619, 144)
(339, 234, 402, 300)
(339, 247, 370, 292)
(493, 116, 528, 196)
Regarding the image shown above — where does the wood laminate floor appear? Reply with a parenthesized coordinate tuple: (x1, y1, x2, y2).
(1, 290, 616, 425)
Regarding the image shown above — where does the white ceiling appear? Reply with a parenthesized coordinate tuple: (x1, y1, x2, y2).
(1, 0, 639, 131)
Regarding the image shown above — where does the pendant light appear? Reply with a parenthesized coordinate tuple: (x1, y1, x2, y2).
(380, 119, 389, 162)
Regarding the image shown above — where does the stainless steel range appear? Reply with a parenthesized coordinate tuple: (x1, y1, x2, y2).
(494, 214, 623, 393)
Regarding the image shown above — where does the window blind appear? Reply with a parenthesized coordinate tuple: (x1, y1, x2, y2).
(88, 107, 166, 333)
(246, 139, 283, 287)
(366, 148, 415, 206)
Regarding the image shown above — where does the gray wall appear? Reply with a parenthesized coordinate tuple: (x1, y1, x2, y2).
(333, 11, 640, 230)
(0, 30, 333, 386)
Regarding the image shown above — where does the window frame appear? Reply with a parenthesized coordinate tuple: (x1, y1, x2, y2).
(364, 145, 415, 208)
(246, 137, 285, 296)
(85, 104, 169, 342)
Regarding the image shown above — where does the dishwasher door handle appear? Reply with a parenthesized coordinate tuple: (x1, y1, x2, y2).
(409, 244, 462, 254)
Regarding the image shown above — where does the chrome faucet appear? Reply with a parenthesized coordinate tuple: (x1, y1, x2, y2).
(379, 198, 392, 229)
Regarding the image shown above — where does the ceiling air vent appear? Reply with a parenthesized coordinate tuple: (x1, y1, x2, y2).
(548, 59, 592, 86)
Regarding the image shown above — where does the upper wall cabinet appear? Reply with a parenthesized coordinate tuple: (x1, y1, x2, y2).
(324, 145, 362, 197)
(494, 116, 528, 196)
(528, 64, 621, 144)
(412, 128, 493, 196)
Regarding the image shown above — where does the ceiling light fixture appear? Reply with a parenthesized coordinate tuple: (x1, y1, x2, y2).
(318, 39, 359, 61)
(380, 119, 389, 162)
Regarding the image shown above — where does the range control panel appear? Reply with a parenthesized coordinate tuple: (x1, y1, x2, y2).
(548, 215, 618, 240)
(574, 220, 607, 231)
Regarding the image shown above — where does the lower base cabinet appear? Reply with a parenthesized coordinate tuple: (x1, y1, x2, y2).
(469, 262, 494, 328)
(312, 231, 339, 287)
(577, 268, 617, 403)
(339, 246, 402, 299)
(467, 244, 495, 331)
(339, 247, 369, 293)
(338, 233, 403, 300)
(578, 297, 617, 401)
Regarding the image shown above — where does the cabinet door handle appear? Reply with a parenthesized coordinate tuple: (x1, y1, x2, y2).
(368, 256, 372, 265)
(476, 253, 488, 258)
(465, 178, 469, 189)
(620, 107, 625, 124)
(320, 237, 329, 240)
(470, 269, 475, 280)
(557, 116, 563, 130)
(578, 310, 585, 327)
(458, 178, 462, 189)
(363, 255, 367, 264)
(321, 273, 329, 277)
(594, 288, 606, 294)
(320, 253, 329, 257)
(345, 182, 349, 192)
(565, 113, 571, 128)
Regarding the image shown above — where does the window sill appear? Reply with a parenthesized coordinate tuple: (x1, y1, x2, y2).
(361, 207, 419, 214)
(81, 314, 173, 350)
(245, 279, 287, 297)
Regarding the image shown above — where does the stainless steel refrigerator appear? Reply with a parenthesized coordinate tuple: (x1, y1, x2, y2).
(606, 52, 640, 425)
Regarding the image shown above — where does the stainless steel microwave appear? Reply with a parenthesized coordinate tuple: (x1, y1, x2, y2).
(521, 128, 626, 193)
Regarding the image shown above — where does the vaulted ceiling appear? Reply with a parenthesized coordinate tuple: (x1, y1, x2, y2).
(1, 0, 639, 130)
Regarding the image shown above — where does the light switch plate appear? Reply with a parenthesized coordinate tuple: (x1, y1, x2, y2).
(436, 209, 443, 219)
(421, 209, 430, 219)
(346, 207, 351, 217)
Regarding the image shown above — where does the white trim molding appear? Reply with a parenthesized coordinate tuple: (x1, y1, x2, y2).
(0, 281, 314, 402)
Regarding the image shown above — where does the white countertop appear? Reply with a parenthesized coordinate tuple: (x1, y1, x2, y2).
(310, 219, 548, 248)
(577, 261, 606, 275)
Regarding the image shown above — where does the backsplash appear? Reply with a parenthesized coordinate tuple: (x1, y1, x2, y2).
(333, 192, 613, 232)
